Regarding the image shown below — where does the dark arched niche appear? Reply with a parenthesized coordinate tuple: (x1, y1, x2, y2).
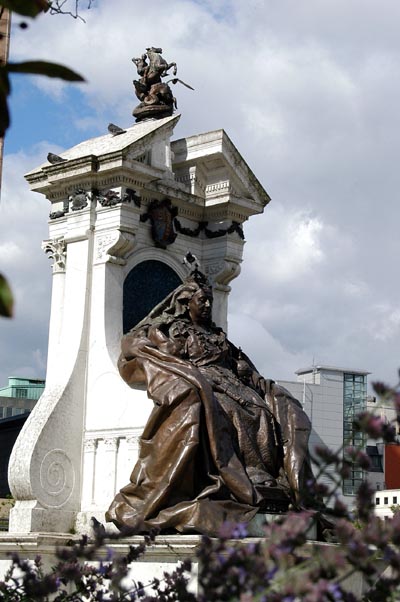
(123, 260, 182, 334)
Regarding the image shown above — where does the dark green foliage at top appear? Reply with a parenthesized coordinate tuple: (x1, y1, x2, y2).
(0, 0, 49, 18)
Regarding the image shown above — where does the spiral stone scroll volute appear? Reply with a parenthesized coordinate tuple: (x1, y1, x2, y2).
(39, 449, 76, 508)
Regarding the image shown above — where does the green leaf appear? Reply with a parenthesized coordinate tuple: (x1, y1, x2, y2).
(7, 61, 85, 82)
(0, 0, 49, 17)
(0, 273, 14, 318)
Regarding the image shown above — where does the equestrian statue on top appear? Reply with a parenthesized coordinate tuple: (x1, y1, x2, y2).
(131, 47, 194, 121)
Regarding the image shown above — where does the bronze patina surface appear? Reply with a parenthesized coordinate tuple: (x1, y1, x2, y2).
(131, 47, 193, 121)
(106, 270, 314, 536)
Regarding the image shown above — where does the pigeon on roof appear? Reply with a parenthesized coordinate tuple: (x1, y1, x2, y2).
(108, 123, 127, 136)
(47, 152, 67, 164)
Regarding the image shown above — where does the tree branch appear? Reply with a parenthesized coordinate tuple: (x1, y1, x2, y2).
(48, 0, 93, 22)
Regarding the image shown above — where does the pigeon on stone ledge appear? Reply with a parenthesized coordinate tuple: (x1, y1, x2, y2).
(47, 152, 67, 164)
(91, 516, 106, 539)
(108, 123, 127, 136)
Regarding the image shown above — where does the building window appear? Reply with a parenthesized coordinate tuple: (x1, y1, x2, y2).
(370, 455, 383, 470)
(376, 497, 380, 505)
(384, 497, 388, 505)
(394, 497, 398, 504)
(0, 407, 3, 419)
(16, 388, 28, 398)
(343, 373, 367, 495)
(6, 407, 12, 418)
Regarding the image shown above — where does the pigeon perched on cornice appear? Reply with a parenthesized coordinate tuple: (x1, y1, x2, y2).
(108, 123, 127, 136)
(183, 251, 200, 270)
(47, 152, 67, 164)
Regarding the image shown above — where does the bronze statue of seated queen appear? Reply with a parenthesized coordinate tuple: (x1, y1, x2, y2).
(106, 269, 314, 536)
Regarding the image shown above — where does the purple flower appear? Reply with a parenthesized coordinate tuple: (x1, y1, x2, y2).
(382, 422, 396, 443)
(328, 583, 344, 601)
(232, 523, 248, 538)
(372, 381, 390, 397)
(354, 412, 384, 439)
(314, 445, 338, 464)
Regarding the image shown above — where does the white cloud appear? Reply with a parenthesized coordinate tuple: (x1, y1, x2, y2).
(0, 148, 51, 385)
(0, 241, 23, 262)
(370, 305, 400, 343)
(229, 312, 308, 381)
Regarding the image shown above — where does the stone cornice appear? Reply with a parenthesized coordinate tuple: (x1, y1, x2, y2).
(172, 129, 271, 213)
(25, 115, 180, 194)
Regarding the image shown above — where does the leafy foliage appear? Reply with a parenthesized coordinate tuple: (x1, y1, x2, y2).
(6, 61, 85, 81)
(0, 0, 48, 18)
(391, 505, 400, 516)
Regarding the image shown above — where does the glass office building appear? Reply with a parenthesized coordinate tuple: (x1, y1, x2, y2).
(343, 372, 368, 495)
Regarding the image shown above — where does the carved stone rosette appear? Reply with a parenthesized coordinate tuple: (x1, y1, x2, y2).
(42, 237, 67, 273)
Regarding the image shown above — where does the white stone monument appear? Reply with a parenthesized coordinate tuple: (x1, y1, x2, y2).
(7, 113, 270, 535)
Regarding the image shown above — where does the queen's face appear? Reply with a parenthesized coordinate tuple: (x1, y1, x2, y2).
(188, 288, 213, 325)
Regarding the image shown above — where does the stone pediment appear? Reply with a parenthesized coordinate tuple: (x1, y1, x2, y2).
(171, 129, 271, 220)
(25, 115, 180, 194)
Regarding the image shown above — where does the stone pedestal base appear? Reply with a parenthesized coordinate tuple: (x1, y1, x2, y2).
(133, 103, 173, 122)
(0, 513, 300, 578)
(0, 531, 368, 597)
(9, 501, 76, 534)
(0, 532, 202, 593)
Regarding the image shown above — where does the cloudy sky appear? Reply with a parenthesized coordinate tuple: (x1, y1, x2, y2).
(1, 0, 400, 389)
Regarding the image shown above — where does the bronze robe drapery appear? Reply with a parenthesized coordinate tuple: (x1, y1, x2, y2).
(106, 318, 313, 536)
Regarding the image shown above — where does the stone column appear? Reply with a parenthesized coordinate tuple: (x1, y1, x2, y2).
(41, 237, 66, 382)
(94, 438, 119, 506)
(81, 439, 97, 509)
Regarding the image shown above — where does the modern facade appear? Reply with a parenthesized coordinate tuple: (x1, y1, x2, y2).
(374, 488, 400, 520)
(279, 365, 370, 499)
(0, 377, 44, 497)
(0, 414, 30, 497)
(366, 395, 400, 492)
(0, 376, 44, 419)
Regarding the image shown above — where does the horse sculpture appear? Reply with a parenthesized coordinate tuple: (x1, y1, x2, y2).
(131, 47, 192, 121)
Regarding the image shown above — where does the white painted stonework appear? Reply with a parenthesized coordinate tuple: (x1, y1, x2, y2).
(7, 114, 270, 534)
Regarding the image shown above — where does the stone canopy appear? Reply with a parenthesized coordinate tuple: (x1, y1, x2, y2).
(25, 114, 270, 225)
